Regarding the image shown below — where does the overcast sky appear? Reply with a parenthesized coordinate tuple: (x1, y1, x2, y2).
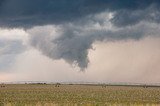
(0, 0, 160, 83)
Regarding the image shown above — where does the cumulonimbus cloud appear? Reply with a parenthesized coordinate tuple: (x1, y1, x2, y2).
(28, 20, 160, 70)
(0, 0, 160, 27)
(1, 0, 160, 70)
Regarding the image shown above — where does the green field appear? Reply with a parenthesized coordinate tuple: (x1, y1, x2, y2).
(0, 84, 160, 106)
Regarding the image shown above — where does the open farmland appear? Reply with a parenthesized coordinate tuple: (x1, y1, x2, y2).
(0, 84, 160, 106)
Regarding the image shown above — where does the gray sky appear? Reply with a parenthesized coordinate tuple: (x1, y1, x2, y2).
(0, 0, 160, 83)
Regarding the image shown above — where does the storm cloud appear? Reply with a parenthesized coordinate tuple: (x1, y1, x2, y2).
(1, 0, 160, 70)
(28, 21, 160, 70)
(0, 0, 160, 27)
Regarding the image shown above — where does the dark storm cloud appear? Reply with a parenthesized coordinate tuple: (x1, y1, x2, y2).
(29, 21, 160, 70)
(0, 0, 160, 27)
(0, 0, 108, 27)
(1, 0, 160, 70)
(111, 4, 160, 27)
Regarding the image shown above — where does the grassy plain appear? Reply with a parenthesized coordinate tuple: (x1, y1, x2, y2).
(0, 84, 160, 106)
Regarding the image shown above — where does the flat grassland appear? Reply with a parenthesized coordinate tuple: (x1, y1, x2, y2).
(0, 84, 160, 105)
